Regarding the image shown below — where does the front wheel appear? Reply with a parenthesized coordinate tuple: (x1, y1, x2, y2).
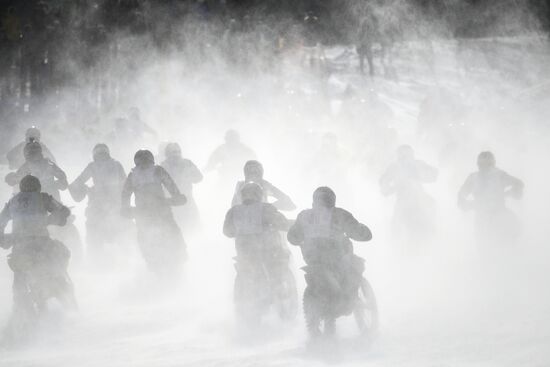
(274, 265, 299, 321)
(354, 277, 379, 335)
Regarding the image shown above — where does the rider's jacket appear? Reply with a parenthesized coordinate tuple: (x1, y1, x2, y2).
(122, 165, 184, 216)
(71, 158, 126, 211)
(161, 157, 203, 199)
(288, 207, 372, 265)
(7, 159, 67, 200)
(231, 179, 295, 211)
(459, 167, 523, 214)
(0, 192, 70, 238)
(224, 202, 288, 238)
(379, 159, 438, 200)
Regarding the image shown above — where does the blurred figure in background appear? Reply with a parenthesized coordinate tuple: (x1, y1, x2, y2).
(288, 187, 374, 339)
(69, 144, 127, 264)
(161, 142, 203, 236)
(205, 129, 256, 184)
(6, 127, 56, 170)
(309, 132, 350, 191)
(379, 145, 438, 254)
(458, 151, 524, 253)
(231, 160, 295, 211)
(0, 175, 76, 343)
(339, 87, 397, 175)
(356, 12, 379, 77)
(417, 88, 469, 165)
(127, 107, 157, 139)
(109, 109, 157, 164)
(121, 150, 186, 278)
(223, 183, 296, 327)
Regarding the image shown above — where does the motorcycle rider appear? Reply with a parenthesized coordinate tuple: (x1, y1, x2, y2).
(223, 182, 294, 325)
(6, 126, 56, 170)
(379, 145, 438, 252)
(127, 106, 157, 139)
(0, 175, 76, 341)
(458, 151, 524, 250)
(6, 142, 83, 261)
(288, 187, 372, 338)
(69, 144, 127, 259)
(121, 149, 187, 276)
(231, 160, 296, 211)
(205, 129, 256, 184)
(5, 141, 67, 201)
(161, 142, 203, 234)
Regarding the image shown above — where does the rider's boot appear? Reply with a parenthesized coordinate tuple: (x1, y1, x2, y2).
(324, 318, 336, 337)
(58, 278, 78, 311)
(306, 313, 322, 339)
(4, 275, 37, 344)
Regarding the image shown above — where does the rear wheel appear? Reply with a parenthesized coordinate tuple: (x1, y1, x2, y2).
(274, 266, 299, 321)
(354, 277, 379, 335)
(234, 261, 269, 327)
(303, 286, 322, 338)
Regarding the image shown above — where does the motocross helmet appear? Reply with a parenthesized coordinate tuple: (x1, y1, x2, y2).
(25, 126, 41, 143)
(134, 149, 154, 167)
(93, 143, 111, 162)
(477, 151, 496, 172)
(241, 182, 263, 204)
(397, 144, 415, 162)
(225, 129, 240, 145)
(165, 142, 182, 159)
(24, 141, 43, 162)
(313, 186, 336, 209)
(243, 160, 264, 181)
(20, 175, 41, 193)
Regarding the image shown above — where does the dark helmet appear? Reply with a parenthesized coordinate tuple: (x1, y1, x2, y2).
(477, 151, 495, 171)
(93, 143, 110, 161)
(243, 160, 264, 181)
(241, 182, 263, 204)
(397, 144, 415, 162)
(128, 106, 140, 120)
(313, 186, 336, 208)
(134, 149, 154, 167)
(165, 142, 182, 158)
(225, 129, 240, 145)
(20, 175, 41, 192)
(25, 126, 41, 142)
(24, 141, 43, 161)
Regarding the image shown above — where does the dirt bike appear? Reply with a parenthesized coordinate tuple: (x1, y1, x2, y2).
(122, 198, 186, 276)
(0, 234, 76, 343)
(302, 256, 378, 338)
(233, 244, 298, 326)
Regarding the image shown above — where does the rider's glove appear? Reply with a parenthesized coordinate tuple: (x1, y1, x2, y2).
(5, 172, 19, 186)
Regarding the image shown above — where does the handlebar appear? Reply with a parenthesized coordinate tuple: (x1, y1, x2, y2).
(121, 196, 186, 218)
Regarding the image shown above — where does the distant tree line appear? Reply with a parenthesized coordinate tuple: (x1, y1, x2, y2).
(0, 0, 547, 125)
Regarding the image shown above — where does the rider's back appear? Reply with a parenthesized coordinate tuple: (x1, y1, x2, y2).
(224, 202, 287, 238)
(465, 167, 516, 213)
(288, 207, 371, 265)
(4, 192, 65, 237)
(127, 165, 168, 211)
